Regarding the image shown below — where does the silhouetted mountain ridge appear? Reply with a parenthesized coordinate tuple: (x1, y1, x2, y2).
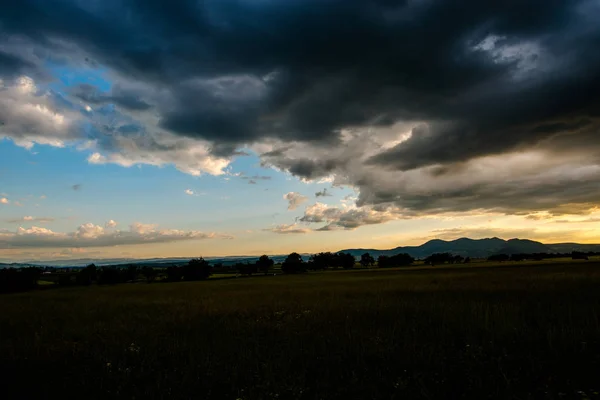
(2, 238, 600, 269)
(339, 237, 600, 259)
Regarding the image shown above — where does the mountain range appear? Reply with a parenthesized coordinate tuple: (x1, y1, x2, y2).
(339, 237, 600, 259)
(2, 238, 600, 268)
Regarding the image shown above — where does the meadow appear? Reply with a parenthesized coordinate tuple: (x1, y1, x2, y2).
(2, 261, 600, 399)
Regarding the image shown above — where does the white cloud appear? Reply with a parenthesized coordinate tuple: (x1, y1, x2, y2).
(75, 223, 105, 239)
(184, 189, 195, 196)
(0, 76, 80, 149)
(0, 222, 233, 249)
(0, 75, 232, 177)
(317, 175, 335, 184)
(283, 192, 308, 210)
(105, 219, 118, 228)
(87, 152, 106, 164)
(0, 198, 9, 204)
(129, 222, 157, 235)
(263, 223, 311, 235)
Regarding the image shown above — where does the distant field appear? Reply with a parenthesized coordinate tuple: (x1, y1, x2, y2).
(2, 262, 600, 399)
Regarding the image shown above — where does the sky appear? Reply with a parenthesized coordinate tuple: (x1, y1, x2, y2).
(1, 0, 600, 262)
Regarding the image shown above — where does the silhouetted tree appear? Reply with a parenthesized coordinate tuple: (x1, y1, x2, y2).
(337, 252, 356, 269)
(141, 266, 157, 283)
(452, 255, 465, 264)
(377, 255, 390, 268)
(488, 254, 510, 262)
(256, 255, 274, 275)
(182, 258, 212, 281)
(165, 266, 183, 282)
(572, 251, 589, 260)
(378, 253, 414, 267)
(76, 264, 96, 286)
(58, 273, 76, 287)
(98, 267, 122, 285)
(510, 253, 527, 262)
(236, 262, 258, 276)
(360, 253, 375, 268)
(82, 264, 97, 280)
(281, 252, 306, 274)
(310, 252, 335, 270)
(125, 265, 139, 282)
(464, 257, 471, 263)
(424, 253, 454, 265)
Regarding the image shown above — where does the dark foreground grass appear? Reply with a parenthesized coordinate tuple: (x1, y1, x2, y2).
(2, 263, 600, 399)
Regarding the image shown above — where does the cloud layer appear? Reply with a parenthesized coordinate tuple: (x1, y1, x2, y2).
(264, 223, 311, 235)
(6, 216, 55, 224)
(1, 0, 600, 226)
(0, 222, 232, 249)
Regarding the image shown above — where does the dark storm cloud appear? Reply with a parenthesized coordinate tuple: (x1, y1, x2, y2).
(3, 0, 598, 159)
(72, 84, 152, 111)
(0, 51, 35, 78)
(262, 157, 341, 181)
(2, 0, 600, 217)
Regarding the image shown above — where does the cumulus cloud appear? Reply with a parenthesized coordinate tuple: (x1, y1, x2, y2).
(1, 0, 600, 221)
(0, 198, 8, 204)
(6, 216, 54, 224)
(263, 223, 311, 235)
(184, 189, 195, 196)
(284, 192, 308, 211)
(0, 222, 233, 249)
(105, 219, 118, 228)
(300, 202, 407, 231)
(0, 76, 81, 149)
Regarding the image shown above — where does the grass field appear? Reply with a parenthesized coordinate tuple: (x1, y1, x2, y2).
(2, 262, 600, 399)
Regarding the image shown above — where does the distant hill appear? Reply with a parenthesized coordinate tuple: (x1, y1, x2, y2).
(339, 237, 600, 259)
(3, 238, 600, 269)
(0, 254, 311, 269)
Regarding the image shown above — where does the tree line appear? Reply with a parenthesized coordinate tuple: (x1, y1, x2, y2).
(488, 251, 599, 262)
(1, 250, 596, 294)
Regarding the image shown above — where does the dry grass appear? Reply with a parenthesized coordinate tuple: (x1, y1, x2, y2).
(2, 262, 600, 399)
